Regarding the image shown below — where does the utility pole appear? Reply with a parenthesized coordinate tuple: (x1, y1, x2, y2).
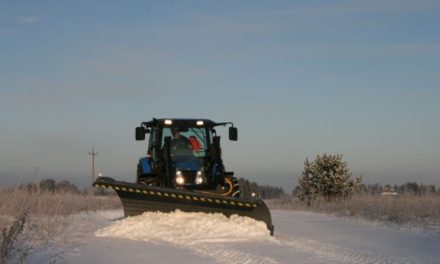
(88, 147, 98, 184)
(33, 166, 40, 179)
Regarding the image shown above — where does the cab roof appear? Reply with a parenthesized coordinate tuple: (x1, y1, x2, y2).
(142, 118, 231, 129)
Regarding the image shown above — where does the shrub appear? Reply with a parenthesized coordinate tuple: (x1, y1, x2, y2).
(0, 211, 28, 264)
(297, 154, 362, 204)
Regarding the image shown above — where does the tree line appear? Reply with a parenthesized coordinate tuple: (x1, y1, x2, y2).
(239, 178, 285, 199)
(18, 178, 81, 193)
(358, 182, 439, 196)
(293, 182, 440, 196)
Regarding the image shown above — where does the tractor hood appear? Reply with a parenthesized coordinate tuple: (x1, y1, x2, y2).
(172, 155, 202, 171)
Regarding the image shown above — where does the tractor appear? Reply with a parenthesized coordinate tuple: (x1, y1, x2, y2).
(135, 118, 240, 197)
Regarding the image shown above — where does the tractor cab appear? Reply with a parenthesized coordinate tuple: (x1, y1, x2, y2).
(135, 118, 238, 192)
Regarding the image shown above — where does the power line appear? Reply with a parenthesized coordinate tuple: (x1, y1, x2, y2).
(0, 121, 87, 152)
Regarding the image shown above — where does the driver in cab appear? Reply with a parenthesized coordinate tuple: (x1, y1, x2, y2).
(171, 128, 193, 155)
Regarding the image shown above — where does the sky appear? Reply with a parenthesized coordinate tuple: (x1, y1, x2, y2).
(1, 0, 439, 191)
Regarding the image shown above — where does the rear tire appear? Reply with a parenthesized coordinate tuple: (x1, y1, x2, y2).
(224, 176, 240, 197)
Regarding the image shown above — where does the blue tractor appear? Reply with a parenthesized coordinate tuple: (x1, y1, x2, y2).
(93, 118, 274, 235)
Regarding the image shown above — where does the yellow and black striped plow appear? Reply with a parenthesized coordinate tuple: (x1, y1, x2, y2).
(93, 177, 274, 235)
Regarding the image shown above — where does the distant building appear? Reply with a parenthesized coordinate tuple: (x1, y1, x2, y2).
(380, 187, 398, 196)
(380, 191, 398, 196)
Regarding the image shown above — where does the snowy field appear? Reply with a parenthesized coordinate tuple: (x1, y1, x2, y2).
(27, 209, 440, 264)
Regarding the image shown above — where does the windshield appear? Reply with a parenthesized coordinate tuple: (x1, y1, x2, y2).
(162, 127, 208, 158)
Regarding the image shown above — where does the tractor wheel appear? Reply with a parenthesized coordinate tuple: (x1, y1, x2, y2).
(137, 176, 156, 186)
(223, 176, 240, 197)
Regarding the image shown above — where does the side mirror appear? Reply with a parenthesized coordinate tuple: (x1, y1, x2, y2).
(135, 127, 146, 141)
(229, 127, 238, 141)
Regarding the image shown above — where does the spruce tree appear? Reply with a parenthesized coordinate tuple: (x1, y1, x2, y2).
(297, 154, 362, 204)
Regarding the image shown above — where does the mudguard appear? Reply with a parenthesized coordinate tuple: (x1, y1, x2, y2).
(93, 177, 274, 235)
(139, 157, 152, 174)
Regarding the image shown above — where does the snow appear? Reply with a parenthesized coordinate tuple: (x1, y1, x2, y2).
(95, 211, 274, 264)
(96, 210, 271, 243)
(25, 209, 440, 264)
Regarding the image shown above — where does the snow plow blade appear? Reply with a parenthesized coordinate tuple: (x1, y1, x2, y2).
(93, 177, 274, 235)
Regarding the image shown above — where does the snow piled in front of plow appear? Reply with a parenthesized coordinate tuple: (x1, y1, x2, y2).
(95, 210, 271, 243)
(95, 211, 277, 263)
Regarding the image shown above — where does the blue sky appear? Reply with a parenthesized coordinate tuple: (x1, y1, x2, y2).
(1, 0, 439, 191)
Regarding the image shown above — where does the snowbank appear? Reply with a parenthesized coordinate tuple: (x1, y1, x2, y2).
(95, 210, 276, 263)
(96, 210, 272, 243)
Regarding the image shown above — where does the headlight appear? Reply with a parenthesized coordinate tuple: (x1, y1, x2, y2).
(195, 170, 206, 185)
(175, 170, 185, 185)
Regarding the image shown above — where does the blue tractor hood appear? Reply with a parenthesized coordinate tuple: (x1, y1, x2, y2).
(172, 155, 202, 171)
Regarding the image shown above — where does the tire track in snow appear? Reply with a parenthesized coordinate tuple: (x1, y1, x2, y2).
(273, 235, 422, 264)
(176, 240, 278, 264)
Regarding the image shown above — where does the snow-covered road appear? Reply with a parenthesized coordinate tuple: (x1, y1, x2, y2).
(28, 209, 440, 264)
